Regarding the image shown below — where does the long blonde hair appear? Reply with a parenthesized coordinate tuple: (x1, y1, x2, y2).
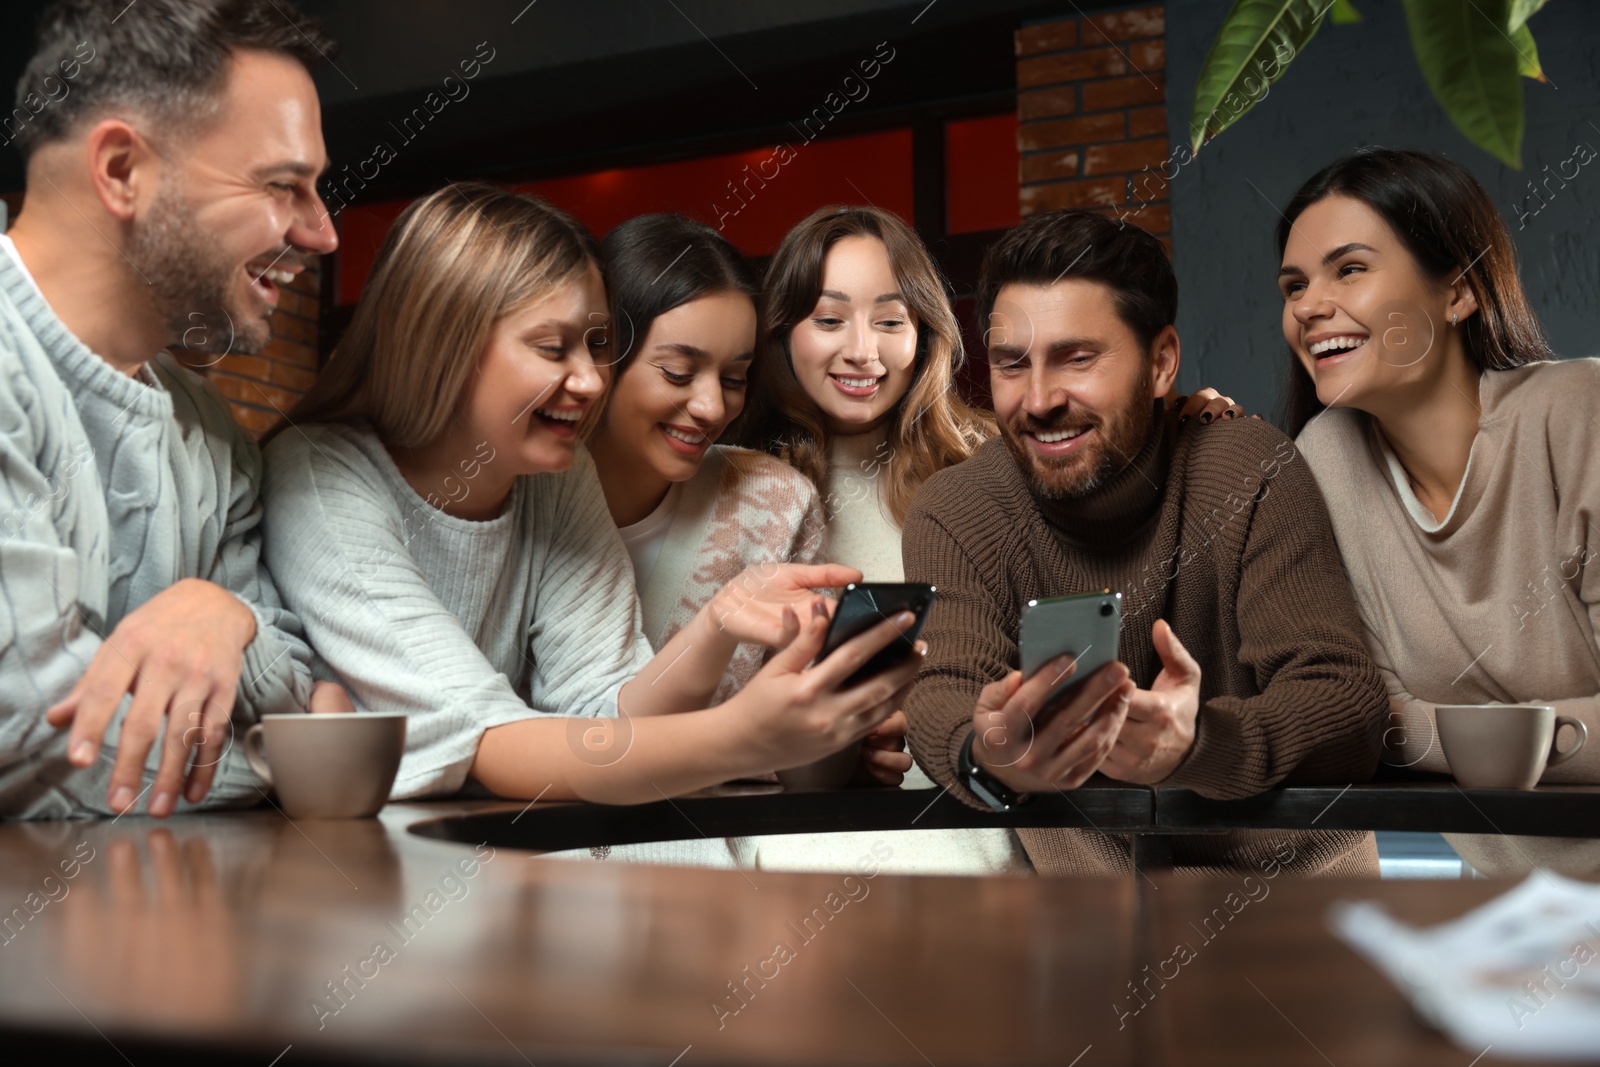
(272, 182, 602, 447)
(736, 205, 991, 525)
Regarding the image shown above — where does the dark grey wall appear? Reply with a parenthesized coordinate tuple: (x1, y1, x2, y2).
(1163, 0, 1600, 424)
(296, 0, 930, 103)
(1, 0, 1072, 196)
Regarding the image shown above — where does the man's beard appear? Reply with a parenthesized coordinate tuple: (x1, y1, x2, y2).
(1001, 366, 1153, 501)
(127, 184, 272, 357)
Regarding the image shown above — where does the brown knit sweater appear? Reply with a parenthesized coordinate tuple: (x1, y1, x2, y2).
(902, 405, 1387, 877)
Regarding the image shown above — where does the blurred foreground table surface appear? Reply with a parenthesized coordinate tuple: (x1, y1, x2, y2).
(0, 799, 1590, 1067)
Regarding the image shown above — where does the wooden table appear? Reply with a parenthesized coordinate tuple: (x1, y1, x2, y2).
(0, 798, 1592, 1066)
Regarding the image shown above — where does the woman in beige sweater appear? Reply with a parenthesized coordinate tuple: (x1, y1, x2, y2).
(1283, 148, 1599, 875)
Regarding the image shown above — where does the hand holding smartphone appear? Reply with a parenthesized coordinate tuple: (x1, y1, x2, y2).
(1019, 591, 1123, 717)
(815, 582, 936, 688)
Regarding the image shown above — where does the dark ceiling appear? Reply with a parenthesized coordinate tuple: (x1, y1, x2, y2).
(1, 0, 1085, 199)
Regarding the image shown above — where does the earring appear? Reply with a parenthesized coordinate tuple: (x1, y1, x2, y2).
(1451, 313, 1459, 326)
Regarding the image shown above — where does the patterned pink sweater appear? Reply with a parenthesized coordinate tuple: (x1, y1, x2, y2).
(637, 445, 825, 704)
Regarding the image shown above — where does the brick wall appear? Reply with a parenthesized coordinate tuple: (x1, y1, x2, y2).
(177, 268, 322, 437)
(1015, 4, 1170, 248)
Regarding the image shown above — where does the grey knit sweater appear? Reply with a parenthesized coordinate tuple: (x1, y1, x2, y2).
(0, 237, 313, 818)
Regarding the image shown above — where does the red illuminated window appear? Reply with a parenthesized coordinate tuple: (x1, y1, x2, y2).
(946, 113, 1020, 236)
(334, 130, 916, 306)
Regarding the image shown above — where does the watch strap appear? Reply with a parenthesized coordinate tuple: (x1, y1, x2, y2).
(958, 729, 1032, 812)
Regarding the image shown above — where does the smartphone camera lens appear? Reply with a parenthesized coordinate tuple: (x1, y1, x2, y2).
(1099, 602, 1114, 617)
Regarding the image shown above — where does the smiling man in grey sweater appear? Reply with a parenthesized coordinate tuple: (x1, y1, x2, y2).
(0, 0, 346, 819)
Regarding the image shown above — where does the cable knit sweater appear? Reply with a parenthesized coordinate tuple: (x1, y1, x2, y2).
(0, 236, 313, 818)
(260, 423, 653, 799)
(1299, 361, 1600, 876)
(903, 405, 1387, 877)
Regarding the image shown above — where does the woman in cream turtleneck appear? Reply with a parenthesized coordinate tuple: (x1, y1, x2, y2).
(739, 206, 989, 584)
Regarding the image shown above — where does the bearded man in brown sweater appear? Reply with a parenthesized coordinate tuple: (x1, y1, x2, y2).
(903, 210, 1386, 877)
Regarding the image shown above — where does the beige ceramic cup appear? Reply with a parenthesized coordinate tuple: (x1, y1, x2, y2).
(1434, 704, 1587, 790)
(243, 713, 407, 818)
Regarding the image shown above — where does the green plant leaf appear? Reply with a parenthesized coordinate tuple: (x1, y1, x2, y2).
(1189, 0, 1332, 151)
(1402, 0, 1524, 168)
(1510, 23, 1544, 81)
(1331, 0, 1361, 25)
(1507, 0, 1549, 33)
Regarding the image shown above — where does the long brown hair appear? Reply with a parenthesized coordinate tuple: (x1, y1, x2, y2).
(736, 205, 991, 525)
(1278, 148, 1550, 435)
(270, 182, 601, 446)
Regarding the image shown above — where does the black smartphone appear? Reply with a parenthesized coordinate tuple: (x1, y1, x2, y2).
(815, 582, 936, 688)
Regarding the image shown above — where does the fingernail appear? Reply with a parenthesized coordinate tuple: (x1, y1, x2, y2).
(895, 611, 915, 627)
(1200, 412, 1213, 423)
(916, 640, 929, 656)
(70, 740, 95, 765)
(150, 791, 174, 818)
(1224, 410, 1236, 419)
(812, 599, 828, 618)
(186, 781, 206, 804)
(1252, 413, 1263, 420)
(109, 786, 134, 812)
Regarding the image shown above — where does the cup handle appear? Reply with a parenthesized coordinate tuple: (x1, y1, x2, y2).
(242, 724, 273, 787)
(1547, 716, 1588, 768)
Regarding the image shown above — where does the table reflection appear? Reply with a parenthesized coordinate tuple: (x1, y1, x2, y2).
(59, 831, 244, 1025)
(0, 797, 1540, 1066)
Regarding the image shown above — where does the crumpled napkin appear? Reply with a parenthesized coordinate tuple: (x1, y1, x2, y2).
(1331, 872, 1600, 1061)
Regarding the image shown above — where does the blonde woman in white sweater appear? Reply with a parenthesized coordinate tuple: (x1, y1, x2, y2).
(259, 185, 923, 806)
(1282, 148, 1599, 876)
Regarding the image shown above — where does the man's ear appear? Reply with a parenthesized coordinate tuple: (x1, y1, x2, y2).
(1149, 324, 1181, 397)
(83, 119, 157, 223)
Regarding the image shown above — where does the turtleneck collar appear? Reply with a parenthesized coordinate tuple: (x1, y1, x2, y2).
(828, 424, 892, 469)
(1034, 400, 1173, 549)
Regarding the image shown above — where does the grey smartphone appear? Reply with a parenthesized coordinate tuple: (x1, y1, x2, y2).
(1019, 590, 1123, 713)
(817, 582, 936, 688)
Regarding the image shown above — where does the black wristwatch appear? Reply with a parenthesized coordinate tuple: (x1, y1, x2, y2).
(958, 729, 1032, 812)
